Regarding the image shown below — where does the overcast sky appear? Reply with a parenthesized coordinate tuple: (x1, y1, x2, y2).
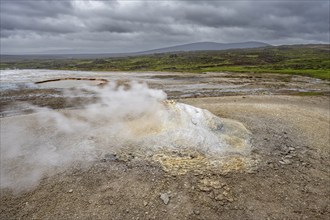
(0, 0, 329, 54)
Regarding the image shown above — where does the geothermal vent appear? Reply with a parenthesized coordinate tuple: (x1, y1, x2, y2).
(0, 82, 253, 191)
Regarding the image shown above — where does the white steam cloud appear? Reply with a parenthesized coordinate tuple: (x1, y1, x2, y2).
(0, 81, 251, 192)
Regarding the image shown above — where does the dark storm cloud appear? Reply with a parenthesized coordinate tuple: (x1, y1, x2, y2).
(0, 0, 328, 54)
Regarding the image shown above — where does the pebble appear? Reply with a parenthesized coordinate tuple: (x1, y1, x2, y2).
(199, 186, 212, 192)
(268, 163, 275, 168)
(194, 210, 200, 215)
(279, 159, 292, 165)
(247, 170, 257, 174)
(227, 197, 234, 202)
(101, 153, 118, 162)
(215, 194, 225, 201)
(160, 193, 170, 205)
(68, 189, 73, 193)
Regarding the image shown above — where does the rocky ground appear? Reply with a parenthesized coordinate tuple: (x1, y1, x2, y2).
(1, 71, 329, 116)
(1, 72, 329, 219)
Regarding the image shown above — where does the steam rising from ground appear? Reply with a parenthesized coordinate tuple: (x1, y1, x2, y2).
(1, 82, 251, 192)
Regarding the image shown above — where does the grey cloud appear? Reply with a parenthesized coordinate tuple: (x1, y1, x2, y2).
(1, 0, 73, 18)
(0, 0, 328, 54)
(1, 14, 81, 34)
(87, 20, 135, 34)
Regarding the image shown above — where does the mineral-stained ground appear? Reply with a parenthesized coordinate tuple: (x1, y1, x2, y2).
(1, 71, 329, 219)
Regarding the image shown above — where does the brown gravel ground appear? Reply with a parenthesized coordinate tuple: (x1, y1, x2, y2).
(1, 95, 329, 220)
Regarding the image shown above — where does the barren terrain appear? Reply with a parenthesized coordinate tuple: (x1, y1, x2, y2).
(1, 70, 329, 219)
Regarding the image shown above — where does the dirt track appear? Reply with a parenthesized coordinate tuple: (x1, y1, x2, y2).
(1, 95, 329, 220)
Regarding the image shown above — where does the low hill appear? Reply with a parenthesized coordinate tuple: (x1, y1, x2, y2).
(1, 44, 329, 80)
(136, 41, 270, 54)
(0, 41, 270, 60)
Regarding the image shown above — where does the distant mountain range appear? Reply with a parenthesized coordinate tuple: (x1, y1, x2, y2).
(136, 41, 271, 54)
(1, 41, 271, 60)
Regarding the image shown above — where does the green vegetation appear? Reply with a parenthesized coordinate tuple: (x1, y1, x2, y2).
(294, 91, 326, 96)
(1, 44, 329, 80)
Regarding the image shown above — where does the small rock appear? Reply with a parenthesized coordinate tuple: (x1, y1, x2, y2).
(279, 159, 292, 165)
(194, 210, 200, 215)
(283, 150, 291, 155)
(143, 201, 148, 206)
(223, 186, 230, 191)
(268, 163, 275, 168)
(160, 193, 170, 205)
(190, 153, 199, 159)
(68, 189, 73, 193)
(199, 178, 224, 190)
(215, 194, 225, 201)
(209, 192, 215, 199)
(199, 186, 212, 192)
(247, 170, 257, 174)
(227, 197, 234, 202)
(103, 153, 118, 162)
(191, 118, 198, 125)
(219, 200, 226, 206)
